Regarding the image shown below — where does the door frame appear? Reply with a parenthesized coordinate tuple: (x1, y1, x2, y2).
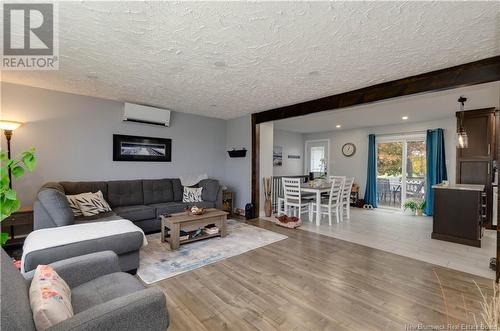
(304, 139, 330, 174)
(376, 133, 426, 209)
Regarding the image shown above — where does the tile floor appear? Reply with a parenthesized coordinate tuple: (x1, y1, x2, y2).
(266, 208, 496, 279)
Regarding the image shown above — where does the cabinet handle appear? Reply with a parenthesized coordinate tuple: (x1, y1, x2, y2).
(488, 144, 491, 156)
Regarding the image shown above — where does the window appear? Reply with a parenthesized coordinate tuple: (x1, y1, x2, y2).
(310, 146, 325, 172)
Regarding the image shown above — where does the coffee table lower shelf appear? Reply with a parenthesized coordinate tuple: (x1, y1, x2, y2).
(160, 209, 228, 250)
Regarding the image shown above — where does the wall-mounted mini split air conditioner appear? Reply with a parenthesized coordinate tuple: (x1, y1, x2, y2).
(123, 103, 171, 127)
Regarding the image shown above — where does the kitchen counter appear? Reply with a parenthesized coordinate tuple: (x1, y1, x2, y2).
(432, 183, 485, 192)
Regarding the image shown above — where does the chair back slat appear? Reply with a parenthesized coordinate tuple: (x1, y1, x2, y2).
(342, 177, 355, 202)
(282, 177, 302, 201)
(328, 177, 345, 205)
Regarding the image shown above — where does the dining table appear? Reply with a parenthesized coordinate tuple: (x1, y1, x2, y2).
(300, 183, 331, 226)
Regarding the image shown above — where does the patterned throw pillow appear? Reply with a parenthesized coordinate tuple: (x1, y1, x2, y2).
(66, 195, 83, 217)
(74, 191, 112, 217)
(183, 187, 203, 203)
(29, 265, 73, 331)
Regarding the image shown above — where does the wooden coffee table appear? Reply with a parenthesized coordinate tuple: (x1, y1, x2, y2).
(160, 208, 228, 250)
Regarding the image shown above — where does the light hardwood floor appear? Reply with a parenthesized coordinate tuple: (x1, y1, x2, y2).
(295, 208, 496, 279)
(154, 219, 494, 331)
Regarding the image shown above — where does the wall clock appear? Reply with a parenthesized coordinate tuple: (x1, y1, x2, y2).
(342, 143, 356, 157)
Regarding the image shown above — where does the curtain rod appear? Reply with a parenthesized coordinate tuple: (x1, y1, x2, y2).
(374, 129, 428, 137)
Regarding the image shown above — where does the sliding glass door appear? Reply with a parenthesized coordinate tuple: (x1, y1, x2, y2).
(376, 135, 426, 209)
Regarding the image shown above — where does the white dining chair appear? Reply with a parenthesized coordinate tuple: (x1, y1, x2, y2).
(311, 177, 345, 225)
(282, 177, 312, 221)
(341, 177, 355, 220)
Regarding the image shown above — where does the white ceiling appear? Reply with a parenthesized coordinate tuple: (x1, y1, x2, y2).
(273, 81, 500, 133)
(2, 1, 499, 119)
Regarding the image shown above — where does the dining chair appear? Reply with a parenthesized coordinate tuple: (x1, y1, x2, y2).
(311, 177, 344, 225)
(282, 177, 312, 221)
(341, 177, 355, 220)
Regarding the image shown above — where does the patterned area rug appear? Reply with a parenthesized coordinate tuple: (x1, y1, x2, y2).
(137, 220, 287, 284)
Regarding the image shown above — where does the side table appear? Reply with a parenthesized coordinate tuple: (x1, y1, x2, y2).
(1, 206, 33, 247)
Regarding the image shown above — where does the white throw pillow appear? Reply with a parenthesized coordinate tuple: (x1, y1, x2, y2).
(66, 195, 83, 217)
(74, 191, 112, 217)
(183, 187, 203, 203)
(30, 265, 73, 331)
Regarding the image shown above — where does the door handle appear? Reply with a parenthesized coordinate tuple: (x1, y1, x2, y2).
(488, 144, 491, 156)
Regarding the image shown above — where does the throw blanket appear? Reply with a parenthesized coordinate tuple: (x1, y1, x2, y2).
(179, 173, 208, 187)
(21, 219, 147, 273)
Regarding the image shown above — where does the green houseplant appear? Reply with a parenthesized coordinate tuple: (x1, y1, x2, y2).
(0, 148, 36, 245)
(403, 199, 426, 216)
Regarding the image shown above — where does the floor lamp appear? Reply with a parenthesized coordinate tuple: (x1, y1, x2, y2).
(0, 121, 23, 188)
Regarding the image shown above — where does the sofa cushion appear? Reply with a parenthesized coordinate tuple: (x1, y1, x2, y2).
(37, 189, 74, 227)
(148, 202, 188, 217)
(71, 272, 144, 314)
(29, 265, 73, 331)
(143, 179, 173, 204)
(60, 181, 108, 200)
(113, 205, 155, 221)
(170, 178, 183, 201)
(74, 211, 121, 224)
(199, 179, 219, 202)
(107, 180, 143, 207)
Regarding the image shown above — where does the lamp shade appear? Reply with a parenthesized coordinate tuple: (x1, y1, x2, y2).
(0, 120, 22, 131)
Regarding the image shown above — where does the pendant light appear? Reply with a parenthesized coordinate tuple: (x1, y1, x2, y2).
(457, 96, 468, 149)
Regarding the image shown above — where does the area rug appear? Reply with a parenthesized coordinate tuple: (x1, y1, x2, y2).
(137, 219, 287, 284)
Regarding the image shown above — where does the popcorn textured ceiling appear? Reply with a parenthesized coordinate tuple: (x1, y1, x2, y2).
(2, 1, 499, 119)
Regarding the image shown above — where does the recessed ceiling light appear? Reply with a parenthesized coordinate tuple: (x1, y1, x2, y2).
(402, 116, 408, 120)
(336, 124, 341, 128)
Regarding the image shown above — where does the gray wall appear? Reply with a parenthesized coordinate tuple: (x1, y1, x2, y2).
(1, 82, 227, 205)
(273, 129, 304, 177)
(303, 118, 457, 198)
(224, 115, 252, 210)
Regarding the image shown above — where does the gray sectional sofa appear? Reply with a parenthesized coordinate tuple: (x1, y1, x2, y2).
(27, 178, 222, 273)
(34, 178, 223, 233)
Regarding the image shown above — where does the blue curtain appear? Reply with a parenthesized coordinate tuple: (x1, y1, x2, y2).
(364, 134, 377, 207)
(425, 129, 448, 216)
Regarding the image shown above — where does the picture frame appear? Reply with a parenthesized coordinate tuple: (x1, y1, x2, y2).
(113, 134, 171, 162)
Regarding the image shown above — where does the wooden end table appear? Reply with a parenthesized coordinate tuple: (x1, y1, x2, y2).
(160, 208, 228, 250)
(1, 206, 33, 247)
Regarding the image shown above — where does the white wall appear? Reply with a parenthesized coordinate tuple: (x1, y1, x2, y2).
(1, 82, 228, 205)
(224, 115, 251, 210)
(304, 117, 457, 198)
(273, 129, 304, 176)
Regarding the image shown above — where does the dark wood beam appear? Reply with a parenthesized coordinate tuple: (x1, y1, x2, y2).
(251, 114, 260, 216)
(254, 56, 500, 124)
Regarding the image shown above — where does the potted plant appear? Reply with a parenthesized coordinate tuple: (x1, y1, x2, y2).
(403, 199, 426, 216)
(0, 148, 36, 245)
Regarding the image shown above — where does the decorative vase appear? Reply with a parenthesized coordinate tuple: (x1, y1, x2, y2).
(415, 209, 423, 216)
(264, 199, 272, 217)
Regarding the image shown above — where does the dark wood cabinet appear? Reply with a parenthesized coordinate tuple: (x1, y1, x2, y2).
(432, 185, 485, 247)
(456, 108, 496, 228)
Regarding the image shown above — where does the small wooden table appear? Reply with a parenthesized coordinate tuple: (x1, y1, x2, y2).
(160, 209, 228, 250)
(1, 206, 33, 247)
